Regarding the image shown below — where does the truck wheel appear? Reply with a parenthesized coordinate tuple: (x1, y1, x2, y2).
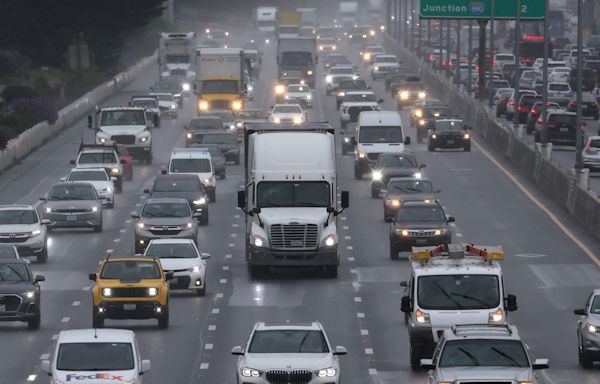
(37, 248, 48, 264)
(324, 266, 338, 278)
(579, 347, 594, 369)
(464, 144, 471, 152)
(371, 185, 380, 198)
(199, 214, 209, 226)
(410, 345, 423, 371)
(354, 164, 363, 180)
(158, 308, 169, 329)
(92, 307, 104, 328)
(28, 311, 41, 330)
(144, 152, 152, 165)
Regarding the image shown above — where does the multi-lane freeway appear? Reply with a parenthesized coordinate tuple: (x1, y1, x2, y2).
(1, 33, 600, 384)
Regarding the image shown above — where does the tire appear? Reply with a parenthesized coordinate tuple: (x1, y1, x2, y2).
(92, 307, 104, 328)
(116, 180, 123, 193)
(248, 265, 266, 279)
(144, 152, 152, 165)
(324, 266, 338, 278)
(195, 286, 206, 296)
(107, 200, 114, 209)
(410, 345, 423, 371)
(371, 185, 380, 198)
(464, 144, 471, 152)
(390, 243, 399, 260)
(37, 248, 48, 264)
(199, 214, 209, 226)
(93, 223, 102, 233)
(579, 346, 594, 369)
(428, 143, 434, 152)
(208, 189, 216, 203)
(27, 312, 41, 330)
(354, 164, 363, 180)
(158, 308, 169, 329)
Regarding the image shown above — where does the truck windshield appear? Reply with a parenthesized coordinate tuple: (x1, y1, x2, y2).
(281, 52, 313, 67)
(279, 26, 299, 34)
(56, 343, 134, 371)
(100, 110, 146, 126)
(257, 181, 330, 208)
(201, 80, 239, 94)
(417, 275, 500, 310)
(170, 158, 212, 173)
(165, 54, 190, 64)
(439, 340, 529, 368)
(359, 126, 403, 143)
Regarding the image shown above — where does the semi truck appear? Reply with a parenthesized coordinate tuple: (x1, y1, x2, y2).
(277, 11, 301, 38)
(277, 37, 317, 86)
(297, 8, 318, 35)
(339, 2, 359, 28)
(237, 123, 349, 278)
(158, 32, 197, 85)
(195, 48, 246, 112)
(256, 7, 278, 33)
(367, 0, 385, 26)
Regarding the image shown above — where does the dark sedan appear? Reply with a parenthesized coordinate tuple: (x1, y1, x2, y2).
(0, 259, 44, 329)
(370, 153, 425, 198)
(383, 177, 438, 222)
(144, 174, 209, 225)
(567, 94, 600, 120)
(428, 119, 471, 151)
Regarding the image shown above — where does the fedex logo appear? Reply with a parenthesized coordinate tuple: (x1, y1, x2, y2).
(65, 373, 124, 381)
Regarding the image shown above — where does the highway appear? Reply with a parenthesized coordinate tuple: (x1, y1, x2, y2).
(1, 35, 600, 384)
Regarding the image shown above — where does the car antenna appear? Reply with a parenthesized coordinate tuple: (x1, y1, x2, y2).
(94, 327, 98, 339)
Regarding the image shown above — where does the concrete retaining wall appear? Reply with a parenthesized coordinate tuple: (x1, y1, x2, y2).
(0, 52, 157, 172)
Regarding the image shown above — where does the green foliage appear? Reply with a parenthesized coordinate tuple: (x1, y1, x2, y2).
(1, 85, 37, 104)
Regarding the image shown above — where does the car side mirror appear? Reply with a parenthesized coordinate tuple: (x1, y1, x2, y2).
(574, 309, 586, 316)
(447, 216, 455, 223)
(333, 346, 347, 355)
(183, 125, 188, 130)
(400, 295, 411, 313)
(532, 359, 549, 370)
(143, 189, 150, 194)
(341, 191, 349, 209)
(419, 164, 426, 169)
(237, 190, 246, 209)
(131, 212, 140, 219)
(420, 359, 434, 370)
(59, 177, 66, 182)
(39, 196, 47, 201)
(88, 273, 97, 281)
(399, 281, 408, 287)
(70, 159, 76, 165)
(140, 359, 151, 374)
(40, 360, 51, 375)
(350, 136, 357, 145)
(165, 271, 174, 281)
(41, 219, 50, 225)
(505, 294, 518, 312)
(377, 99, 384, 103)
(404, 136, 411, 145)
(201, 252, 211, 260)
(231, 346, 244, 355)
(87, 115, 93, 129)
(34, 275, 45, 283)
(161, 169, 167, 175)
(120, 159, 127, 164)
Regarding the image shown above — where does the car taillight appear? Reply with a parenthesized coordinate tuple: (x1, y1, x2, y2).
(518, 106, 525, 111)
(568, 102, 576, 108)
(531, 108, 538, 114)
(509, 99, 515, 105)
(548, 124, 556, 129)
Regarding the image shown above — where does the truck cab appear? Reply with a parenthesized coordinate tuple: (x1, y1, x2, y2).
(88, 107, 153, 164)
(196, 48, 245, 112)
(400, 243, 518, 370)
(158, 32, 197, 86)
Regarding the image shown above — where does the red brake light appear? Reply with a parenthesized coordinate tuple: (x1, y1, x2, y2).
(531, 108, 538, 114)
(509, 99, 515, 105)
(537, 117, 543, 123)
(548, 124, 556, 129)
(518, 106, 525, 111)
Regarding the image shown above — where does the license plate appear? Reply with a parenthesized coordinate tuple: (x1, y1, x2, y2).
(0, 304, 5, 312)
(416, 239, 428, 244)
(560, 127, 568, 132)
(66, 216, 77, 222)
(446, 140, 455, 144)
(123, 304, 136, 311)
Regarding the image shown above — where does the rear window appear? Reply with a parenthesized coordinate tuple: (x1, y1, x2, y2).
(521, 96, 541, 106)
(549, 84, 570, 91)
(549, 114, 575, 125)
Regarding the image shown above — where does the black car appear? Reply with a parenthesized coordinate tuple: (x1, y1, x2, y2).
(336, 79, 370, 108)
(428, 119, 471, 152)
(389, 200, 453, 259)
(526, 101, 561, 134)
(416, 106, 453, 143)
(534, 111, 577, 145)
(370, 153, 424, 198)
(567, 94, 600, 120)
(144, 174, 209, 225)
(0, 259, 44, 329)
(568, 68, 596, 92)
(189, 130, 240, 164)
(517, 94, 542, 124)
(383, 177, 438, 222)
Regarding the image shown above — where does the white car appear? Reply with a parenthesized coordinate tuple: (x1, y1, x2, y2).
(0, 205, 48, 263)
(149, 92, 178, 118)
(371, 54, 401, 79)
(143, 239, 210, 296)
(325, 66, 356, 95)
(63, 168, 115, 208)
(129, 96, 161, 128)
(168, 148, 216, 202)
(269, 104, 306, 124)
(284, 84, 313, 108)
(362, 45, 385, 64)
(40, 329, 151, 384)
(493, 53, 515, 71)
(231, 322, 347, 384)
(339, 91, 381, 128)
(583, 136, 600, 171)
(549, 66, 571, 82)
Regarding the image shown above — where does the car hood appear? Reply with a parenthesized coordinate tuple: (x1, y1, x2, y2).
(384, 192, 434, 201)
(0, 224, 39, 234)
(394, 222, 447, 230)
(259, 207, 329, 226)
(99, 125, 147, 135)
(139, 217, 191, 226)
(54, 370, 137, 384)
(149, 191, 203, 204)
(438, 366, 533, 382)
(159, 257, 201, 271)
(0, 281, 34, 294)
(45, 200, 98, 209)
(242, 353, 334, 371)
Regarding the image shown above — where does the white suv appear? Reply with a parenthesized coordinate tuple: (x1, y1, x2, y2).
(0, 205, 48, 263)
(168, 148, 216, 202)
(231, 322, 347, 384)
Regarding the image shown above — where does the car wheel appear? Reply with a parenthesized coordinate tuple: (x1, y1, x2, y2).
(390, 243, 399, 260)
(354, 165, 363, 180)
(464, 144, 471, 152)
(27, 311, 41, 330)
(410, 345, 423, 371)
(158, 308, 169, 329)
(92, 307, 104, 328)
(208, 189, 216, 202)
(37, 248, 48, 264)
(116, 180, 123, 193)
(199, 214, 209, 226)
(145, 153, 152, 165)
(371, 185, 380, 198)
(579, 346, 594, 369)
(324, 266, 338, 278)
(93, 223, 102, 233)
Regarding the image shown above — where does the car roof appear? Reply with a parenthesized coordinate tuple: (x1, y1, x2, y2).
(57, 328, 135, 344)
(170, 148, 211, 159)
(358, 110, 402, 125)
(144, 197, 190, 204)
(444, 325, 520, 341)
(147, 238, 196, 245)
(255, 321, 322, 331)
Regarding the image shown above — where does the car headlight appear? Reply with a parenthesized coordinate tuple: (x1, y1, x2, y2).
(203, 176, 213, 185)
(147, 287, 158, 297)
(247, 84, 253, 92)
(241, 367, 262, 377)
(464, 133, 470, 139)
(199, 100, 209, 110)
(316, 367, 337, 377)
(24, 291, 35, 299)
(102, 288, 112, 297)
(232, 100, 242, 110)
(31, 229, 41, 236)
(320, 45, 325, 50)
(338, 91, 345, 97)
(344, 137, 350, 143)
(187, 222, 193, 229)
(275, 85, 285, 94)
(194, 197, 207, 205)
(369, 30, 376, 36)
(99, 137, 107, 144)
(45, 207, 52, 213)
(236, 121, 243, 128)
(306, 94, 312, 100)
(293, 116, 302, 124)
(332, 45, 336, 50)
(587, 324, 599, 333)
(489, 309, 504, 323)
(274, 117, 281, 124)
(321, 234, 337, 247)
(139, 136, 148, 143)
(364, 53, 371, 60)
(431, 134, 437, 139)
(372, 170, 382, 180)
(413, 172, 422, 179)
(415, 109, 423, 117)
(418, 91, 427, 98)
(102, 186, 112, 193)
(284, 95, 290, 99)
(173, 93, 181, 98)
(415, 309, 430, 324)
(388, 199, 401, 207)
(396, 229, 409, 236)
(92, 206, 98, 212)
(374, 66, 380, 71)
(326, 75, 333, 83)
(186, 132, 193, 139)
(400, 91, 409, 99)
(111, 168, 120, 175)
(182, 83, 191, 91)
(358, 151, 366, 159)
(253, 234, 267, 247)
(189, 265, 202, 273)
(137, 222, 145, 229)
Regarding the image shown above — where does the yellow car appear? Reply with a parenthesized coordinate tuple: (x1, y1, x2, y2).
(89, 257, 170, 328)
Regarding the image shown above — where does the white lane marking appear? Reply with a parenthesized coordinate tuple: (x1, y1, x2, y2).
(350, 268, 358, 274)
(230, 233, 237, 237)
(208, 325, 216, 331)
(341, 216, 347, 221)
(357, 312, 365, 318)
(368, 368, 378, 375)
(228, 243, 235, 247)
(82, 285, 91, 291)
(61, 317, 70, 323)
(219, 278, 227, 284)
(456, 233, 463, 237)
(450, 168, 472, 171)
(348, 256, 355, 261)
(514, 253, 547, 258)
(361, 329, 369, 335)
(222, 266, 230, 271)
(205, 343, 214, 350)
(212, 308, 220, 314)
(119, 229, 126, 233)
(347, 245, 354, 250)
(234, 214, 240, 219)
(232, 223, 239, 228)
(135, 203, 141, 207)
(40, 353, 50, 360)
(344, 236, 352, 240)
(225, 254, 232, 259)
(72, 301, 80, 306)
(343, 225, 349, 230)
(125, 219, 132, 224)
(113, 238, 121, 243)
(215, 293, 224, 299)
(27, 375, 37, 381)
(352, 282, 361, 288)
(199, 363, 210, 370)
(106, 249, 113, 254)
(354, 296, 362, 302)
(449, 223, 456, 227)
(365, 348, 373, 355)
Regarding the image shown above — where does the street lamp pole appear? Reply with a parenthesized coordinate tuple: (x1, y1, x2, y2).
(488, 0, 495, 107)
(575, 0, 584, 171)
(540, 0, 549, 145)
(513, 0, 521, 129)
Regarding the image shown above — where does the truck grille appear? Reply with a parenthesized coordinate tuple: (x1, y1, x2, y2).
(111, 135, 136, 145)
(348, 106, 373, 122)
(170, 69, 186, 76)
(0, 294, 22, 311)
(270, 224, 318, 250)
(266, 370, 312, 384)
(110, 287, 148, 298)
(54, 209, 91, 213)
(457, 382, 513, 384)
(210, 100, 230, 109)
(366, 152, 381, 161)
(407, 229, 437, 237)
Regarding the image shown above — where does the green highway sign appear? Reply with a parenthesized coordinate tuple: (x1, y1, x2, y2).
(420, 0, 545, 20)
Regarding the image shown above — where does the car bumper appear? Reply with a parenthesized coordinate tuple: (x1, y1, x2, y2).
(248, 246, 339, 267)
(0, 298, 39, 322)
(135, 230, 197, 249)
(581, 332, 600, 355)
(126, 146, 152, 159)
(390, 234, 452, 252)
(429, 137, 470, 149)
(236, 375, 340, 384)
(583, 157, 600, 169)
(165, 270, 206, 290)
(97, 301, 166, 320)
(0, 236, 45, 256)
(43, 213, 102, 228)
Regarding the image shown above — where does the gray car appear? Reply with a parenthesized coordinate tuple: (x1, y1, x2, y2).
(574, 289, 600, 368)
(0, 205, 49, 263)
(0, 259, 45, 329)
(132, 198, 198, 254)
(190, 130, 240, 164)
(194, 146, 226, 178)
(40, 182, 103, 232)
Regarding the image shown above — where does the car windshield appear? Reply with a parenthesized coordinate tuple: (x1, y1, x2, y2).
(152, 94, 174, 102)
(237, 110, 265, 119)
(388, 180, 433, 194)
(153, 81, 179, 92)
(424, 108, 452, 118)
(435, 120, 465, 131)
(0, 209, 38, 225)
(78, 152, 117, 164)
(257, 181, 330, 208)
(101, 260, 161, 279)
(56, 343, 134, 371)
(592, 296, 600, 314)
(0, 261, 29, 281)
(359, 126, 403, 143)
(339, 81, 367, 90)
(549, 84, 570, 91)
(68, 171, 108, 182)
(145, 243, 198, 259)
(142, 202, 190, 218)
(154, 178, 200, 192)
(287, 85, 310, 93)
(589, 139, 600, 148)
(496, 54, 514, 61)
(196, 133, 237, 145)
(201, 80, 239, 94)
(378, 155, 417, 168)
(190, 118, 222, 130)
(345, 93, 376, 102)
(418, 275, 500, 310)
(248, 330, 329, 353)
(100, 110, 146, 126)
(439, 340, 529, 368)
(204, 111, 234, 122)
(331, 67, 354, 75)
(49, 185, 96, 201)
(170, 158, 211, 173)
(395, 205, 445, 222)
(274, 105, 301, 114)
(522, 71, 539, 79)
(376, 56, 397, 63)
(131, 99, 157, 108)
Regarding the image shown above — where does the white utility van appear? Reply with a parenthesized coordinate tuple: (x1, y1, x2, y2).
(168, 148, 216, 202)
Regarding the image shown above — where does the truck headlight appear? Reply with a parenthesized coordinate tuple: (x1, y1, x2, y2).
(199, 100, 209, 110)
(321, 234, 337, 247)
(338, 92, 345, 97)
(400, 91, 409, 99)
(418, 91, 427, 99)
(193, 197, 207, 205)
(307, 70, 313, 75)
(139, 136, 148, 143)
(182, 83, 191, 91)
(489, 309, 504, 323)
(102, 288, 112, 297)
(232, 100, 242, 110)
(358, 151, 366, 159)
(326, 75, 333, 83)
(111, 168, 120, 175)
(415, 309, 430, 324)
(147, 287, 158, 297)
(275, 85, 285, 94)
(45, 207, 52, 213)
(241, 367, 261, 377)
(186, 132, 193, 139)
(274, 117, 281, 124)
(316, 367, 337, 377)
(253, 235, 267, 248)
(372, 170, 382, 180)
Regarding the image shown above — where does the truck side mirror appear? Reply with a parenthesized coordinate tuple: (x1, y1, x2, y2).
(404, 136, 411, 145)
(237, 190, 246, 209)
(400, 295, 411, 313)
(350, 136, 357, 145)
(341, 191, 349, 209)
(87, 115, 93, 129)
(153, 115, 159, 127)
(505, 294, 518, 312)
(70, 160, 76, 165)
